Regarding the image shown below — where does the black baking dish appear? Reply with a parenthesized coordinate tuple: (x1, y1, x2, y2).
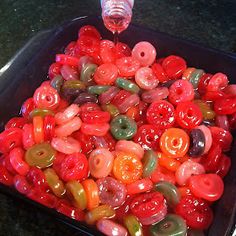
(0, 15, 235, 236)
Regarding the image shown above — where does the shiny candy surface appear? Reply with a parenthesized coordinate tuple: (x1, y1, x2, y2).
(162, 56, 187, 80)
(116, 57, 140, 77)
(130, 192, 167, 225)
(169, 80, 194, 105)
(33, 85, 60, 110)
(85, 204, 115, 225)
(132, 41, 156, 67)
(113, 152, 142, 184)
(160, 128, 190, 158)
(146, 100, 175, 129)
(97, 219, 128, 236)
(154, 181, 180, 207)
(150, 214, 187, 236)
(142, 150, 158, 177)
(188, 129, 205, 157)
(189, 173, 224, 201)
(89, 148, 114, 178)
(94, 63, 118, 85)
(66, 180, 87, 210)
(96, 177, 127, 207)
(175, 161, 205, 186)
(175, 195, 213, 230)
(110, 115, 137, 140)
(135, 67, 159, 90)
(25, 143, 56, 168)
(115, 140, 144, 159)
(175, 102, 203, 129)
(124, 215, 144, 236)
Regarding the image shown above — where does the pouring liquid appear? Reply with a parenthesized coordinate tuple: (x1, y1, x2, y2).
(101, 0, 133, 44)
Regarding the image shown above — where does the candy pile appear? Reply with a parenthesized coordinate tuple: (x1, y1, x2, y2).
(0, 25, 235, 236)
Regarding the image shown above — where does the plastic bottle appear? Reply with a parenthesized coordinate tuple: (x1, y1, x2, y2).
(101, 0, 134, 34)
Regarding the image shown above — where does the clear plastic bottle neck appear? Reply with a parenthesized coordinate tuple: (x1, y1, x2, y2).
(101, 0, 134, 34)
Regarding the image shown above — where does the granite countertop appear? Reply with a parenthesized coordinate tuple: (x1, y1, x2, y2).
(0, 0, 236, 235)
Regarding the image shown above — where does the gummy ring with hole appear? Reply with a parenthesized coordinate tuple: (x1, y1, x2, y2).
(158, 152, 181, 172)
(175, 160, 205, 186)
(113, 151, 142, 184)
(142, 150, 158, 177)
(168, 80, 194, 105)
(115, 77, 140, 94)
(94, 63, 118, 85)
(110, 115, 137, 140)
(60, 153, 88, 182)
(133, 124, 164, 151)
(80, 63, 98, 85)
(33, 85, 60, 110)
(207, 72, 228, 92)
(123, 215, 143, 236)
(146, 100, 175, 129)
(188, 129, 205, 157)
(197, 125, 212, 154)
(81, 123, 110, 137)
(182, 67, 195, 80)
(162, 55, 187, 80)
(135, 67, 159, 90)
(189, 173, 224, 201)
(5, 117, 27, 130)
(25, 142, 56, 169)
(132, 41, 157, 66)
(116, 56, 140, 77)
(149, 214, 187, 236)
(154, 181, 180, 207)
(175, 101, 203, 129)
(160, 128, 190, 158)
(96, 176, 127, 207)
(13, 175, 31, 195)
(189, 69, 205, 89)
(99, 86, 120, 105)
(43, 115, 56, 141)
(89, 148, 114, 178)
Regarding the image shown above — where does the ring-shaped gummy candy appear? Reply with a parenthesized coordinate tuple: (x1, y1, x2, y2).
(113, 152, 142, 184)
(25, 142, 56, 168)
(110, 115, 137, 140)
(150, 214, 187, 236)
(96, 176, 127, 207)
(89, 148, 114, 178)
(160, 128, 190, 158)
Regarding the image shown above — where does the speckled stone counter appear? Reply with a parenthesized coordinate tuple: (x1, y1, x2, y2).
(0, 0, 236, 235)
